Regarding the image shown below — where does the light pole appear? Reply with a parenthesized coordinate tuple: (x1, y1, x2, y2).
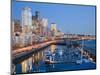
(81, 37, 84, 63)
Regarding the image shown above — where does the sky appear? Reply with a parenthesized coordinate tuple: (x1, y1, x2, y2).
(12, 0, 96, 35)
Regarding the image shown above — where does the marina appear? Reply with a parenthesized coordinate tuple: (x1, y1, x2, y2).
(14, 39, 96, 74)
(11, 1, 96, 74)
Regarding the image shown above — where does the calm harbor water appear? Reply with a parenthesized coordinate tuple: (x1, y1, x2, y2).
(15, 40, 96, 74)
(83, 40, 96, 55)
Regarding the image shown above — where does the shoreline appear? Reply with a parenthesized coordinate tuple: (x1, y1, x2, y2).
(12, 39, 96, 64)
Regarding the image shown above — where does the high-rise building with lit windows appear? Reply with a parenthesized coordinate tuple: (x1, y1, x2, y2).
(51, 23, 57, 36)
(42, 18, 48, 36)
(20, 7, 33, 46)
(21, 7, 32, 33)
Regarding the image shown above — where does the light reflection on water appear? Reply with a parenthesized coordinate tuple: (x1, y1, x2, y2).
(18, 44, 59, 73)
(15, 44, 96, 74)
(21, 57, 33, 73)
(50, 44, 56, 53)
(21, 49, 45, 73)
(21, 60, 27, 73)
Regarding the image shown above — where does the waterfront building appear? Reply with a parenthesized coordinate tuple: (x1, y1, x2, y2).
(51, 23, 57, 36)
(19, 33, 25, 47)
(47, 28, 52, 40)
(21, 7, 32, 33)
(42, 18, 48, 36)
(20, 7, 33, 46)
(14, 20, 22, 33)
(13, 35, 20, 48)
(32, 11, 48, 42)
(56, 30, 64, 38)
(35, 11, 40, 20)
(11, 20, 22, 35)
(19, 32, 33, 47)
(11, 20, 22, 48)
(32, 11, 41, 35)
(39, 19, 44, 36)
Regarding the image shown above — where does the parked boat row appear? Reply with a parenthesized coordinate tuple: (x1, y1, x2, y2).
(43, 39, 95, 65)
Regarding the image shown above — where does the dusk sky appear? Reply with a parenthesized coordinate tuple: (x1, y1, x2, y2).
(12, 0, 96, 35)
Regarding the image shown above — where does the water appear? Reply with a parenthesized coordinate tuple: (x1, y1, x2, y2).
(84, 40, 96, 49)
(78, 40, 96, 55)
(15, 40, 96, 74)
(83, 40, 96, 55)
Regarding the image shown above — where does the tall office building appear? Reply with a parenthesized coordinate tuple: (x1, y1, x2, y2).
(20, 7, 33, 46)
(42, 18, 48, 36)
(51, 23, 57, 36)
(35, 11, 40, 20)
(21, 7, 32, 33)
(42, 18, 48, 27)
(14, 20, 22, 33)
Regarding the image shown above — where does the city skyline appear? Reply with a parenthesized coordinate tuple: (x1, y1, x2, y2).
(11, 1, 96, 74)
(12, 1, 96, 35)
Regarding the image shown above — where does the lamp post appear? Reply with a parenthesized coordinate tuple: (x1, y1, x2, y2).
(81, 37, 84, 63)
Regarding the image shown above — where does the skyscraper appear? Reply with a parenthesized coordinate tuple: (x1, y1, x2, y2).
(42, 18, 48, 36)
(51, 23, 57, 36)
(21, 7, 32, 33)
(20, 7, 33, 46)
(35, 11, 40, 20)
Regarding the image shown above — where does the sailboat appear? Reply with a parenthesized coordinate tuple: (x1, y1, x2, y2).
(44, 50, 54, 64)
